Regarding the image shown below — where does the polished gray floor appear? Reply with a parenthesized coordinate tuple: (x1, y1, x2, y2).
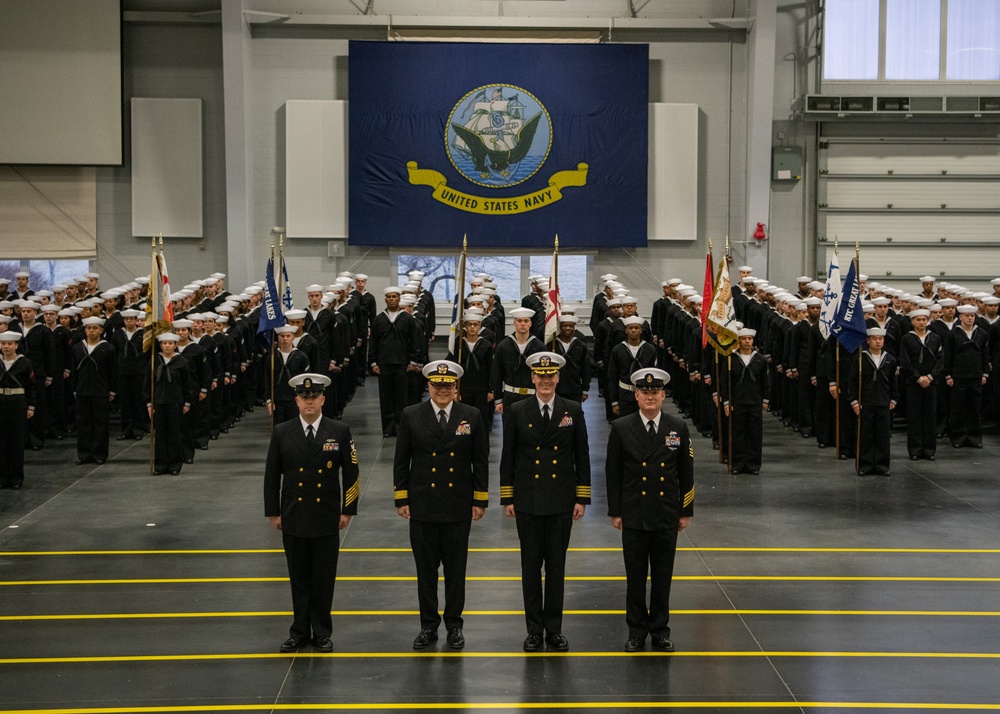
(2, 374, 1000, 713)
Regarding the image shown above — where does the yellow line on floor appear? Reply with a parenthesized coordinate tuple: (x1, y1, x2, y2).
(3, 575, 1000, 586)
(3, 702, 1000, 713)
(1, 651, 1000, 666)
(4, 608, 1000, 622)
(3, 546, 1000, 556)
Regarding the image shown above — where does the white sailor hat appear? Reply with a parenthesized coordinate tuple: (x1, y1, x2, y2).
(991, 278, 1000, 286)
(479, 287, 496, 296)
(0, 278, 9, 285)
(35, 290, 53, 298)
(289, 373, 331, 394)
(900, 293, 915, 301)
(807, 281, 825, 291)
(915, 299, 933, 308)
(215, 315, 229, 323)
(329, 285, 344, 294)
(321, 294, 334, 305)
(245, 286, 263, 295)
(858, 274, 868, 281)
(600, 273, 618, 281)
(0, 300, 14, 310)
(620, 296, 638, 305)
(938, 298, 958, 307)
(383, 286, 402, 295)
(982, 296, 999, 306)
(198, 278, 215, 287)
(737, 328, 757, 337)
(792, 302, 807, 311)
(462, 312, 483, 323)
(82, 317, 106, 327)
(254, 281, 266, 287)
(862, 302, 874, 313)
(355, 274, 368, 281)
(871, 297, 891, 306)
(399, 295, 417, 306)
(509, 307, 535, 319)
(804, 296, 823, 307)
(909, 309, 930, 318)
(422, 360, 464, 383)
(529, 274, 545, 284)
(622, 316, 644, 327)
(209, 273, 226, 280)
(467, 294, 485, 304)
(667, 278, 683, 285)
(305, 284, 325, 293)
(136, 277, 150, 285)
(677, 284, 694, 292)
(236, 293, 251, 302)
(186, 313, 205, 321)
(738, 265, 753, 273)
(339, 271, 356, 279)
(121, 309, 143, 318)
(401, 283, 418, 293)
(15, 271, 29, 278)
(957, 304, 977, 314)
(284, 309, 307, 320)
(558, 315, 578, 324)
(953, 287, 969, 296)
(527, 352, 565, 374)
(797, 275, 812, 283)
(919, 275, 935, 283)
(17, 300, 38, 310)
(605, 298, 622, 307)
(866, 327, 886, 337)
(689, 295, 703, 304)
(273, 325, 297, 334)
(40, 304, 59, 313)
(0, 316, 9, 324)
(216, 303, 236, 313)
(631, 367, 670, 389)
(172, 319, 194, 329)
(56, 309, 74, 318)
(763, 286, 780, 295)
(84, 272, 100, 279)
(0, 330, 23, 341)
(678, 289, 696, 298)
(73, 276, 88, 284)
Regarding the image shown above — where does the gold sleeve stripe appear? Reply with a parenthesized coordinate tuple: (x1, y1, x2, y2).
(689, 446, 695, 458)
(576, 487, 592, 496)
(683, 487, 694, 506)
(500, 487, 514, 497)
(473, 490, 489, 501)
(345, 484, 360, 503)
(394, 490, 408, 500)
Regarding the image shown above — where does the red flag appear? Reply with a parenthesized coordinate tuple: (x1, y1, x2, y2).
(700, 250, 713, 348)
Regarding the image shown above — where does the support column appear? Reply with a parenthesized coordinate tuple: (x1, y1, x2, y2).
(743, 0, 777, 277)
(221, 0, 254, 290)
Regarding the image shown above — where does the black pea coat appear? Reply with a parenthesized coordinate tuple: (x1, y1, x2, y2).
(393, 400, 489, 522)
(499, 395, 591, 514)
(554, 336, 592, 399)
(263, 417, 360, 537)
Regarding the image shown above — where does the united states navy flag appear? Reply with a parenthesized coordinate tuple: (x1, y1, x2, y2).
(348, 41, 649, 249)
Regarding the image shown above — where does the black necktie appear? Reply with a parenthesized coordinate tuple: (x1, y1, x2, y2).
(542, 404, 550, 426)
(306, 424, 315, 446)
(438, 409, 448, 430)
(648, 420, 656, 438)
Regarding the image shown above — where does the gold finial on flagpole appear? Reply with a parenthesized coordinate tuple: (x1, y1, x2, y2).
(151, 235, 156, 249)
(725, 235, 730, 256)
(709, 237, 713, 254)
(463, 233, 467, 251)
(855, 240, 860, 260)
(835, 234, 839, 254)
(554, 234, 559, 253)
(159, 232, 163, 249)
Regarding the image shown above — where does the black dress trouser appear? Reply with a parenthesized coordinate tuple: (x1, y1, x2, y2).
(622, 526, 679, 641)
(76, 395, 110, 462)
(282, 532, 340, 640)
(904, 382, 936, 458)
(377, 365, 408, 433)
(409, 519, 472, 631)
(515, 510, 574, 637)
(859, 405, 891, 474)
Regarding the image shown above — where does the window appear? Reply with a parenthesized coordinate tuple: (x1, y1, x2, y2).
(947, 0, 1000, 80)
(823, 0, 880, 80)
(29, 260, 90, 290)
(885, 0, 941, 80)
(395, 254, 590, 305)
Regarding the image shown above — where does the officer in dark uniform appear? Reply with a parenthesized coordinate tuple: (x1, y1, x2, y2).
(848, 328, 899, 476)
(264, 372, 360, 654)
(393, 360, 489, 651)
(0, 330, 36, 489)
(606, 367, 693, 652)
(500, 352, 590, 652)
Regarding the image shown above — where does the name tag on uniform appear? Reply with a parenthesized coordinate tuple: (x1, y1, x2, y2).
(558, 415, 573, 428)
(666, 431, 681, 449)
(323, 439, 339, 452)
(455, 421, 471, 436)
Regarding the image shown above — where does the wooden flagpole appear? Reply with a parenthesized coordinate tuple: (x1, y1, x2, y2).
(551, 235, 559, 351)
(269, 240, 277, 433)
(855, 241, 862, 476)
(834, 236, 841, 460)
(148, 235, 157, 477)
(455, 234, 467, 399)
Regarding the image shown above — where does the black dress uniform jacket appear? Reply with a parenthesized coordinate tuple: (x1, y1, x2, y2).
(499, 395, 591, 514)
(606, 411, 694, 529)
(263, 417, 360, 537)
(393, 401, 489, 521)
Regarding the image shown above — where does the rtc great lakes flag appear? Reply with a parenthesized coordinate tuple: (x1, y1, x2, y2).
(348, 41, 649, 249)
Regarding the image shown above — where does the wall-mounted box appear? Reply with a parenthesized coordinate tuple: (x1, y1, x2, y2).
(773, 146, 802, 181)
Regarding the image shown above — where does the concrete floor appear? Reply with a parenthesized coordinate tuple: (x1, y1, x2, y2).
(2, 375, 999, 713)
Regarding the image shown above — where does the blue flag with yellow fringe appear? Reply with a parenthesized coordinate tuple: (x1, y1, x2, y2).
(348, 41, 648, 249)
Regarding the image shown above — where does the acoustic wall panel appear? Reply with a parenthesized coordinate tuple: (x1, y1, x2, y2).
(131, 98, 203, 238)
(648, 103, 699, 241)
(0, 166, 97, 259)
(285, 100, 348, 239)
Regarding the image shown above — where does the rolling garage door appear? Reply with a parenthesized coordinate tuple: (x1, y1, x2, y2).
(817, 136, 1000, 285)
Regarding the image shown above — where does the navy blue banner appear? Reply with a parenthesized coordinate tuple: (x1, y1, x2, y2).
(348, 41, 648, 249)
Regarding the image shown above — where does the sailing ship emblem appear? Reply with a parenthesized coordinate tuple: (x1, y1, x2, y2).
(446, 84, 552, 189)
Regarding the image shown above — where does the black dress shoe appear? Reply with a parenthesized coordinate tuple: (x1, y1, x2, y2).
(746, 468, 759, 475)
(184, 458, 194, 464)
(116, 434, 130, 441)
(152, 470, 164, 476)
(280, 637, 307, 652)
(973, 443, 983, 449)
(523, 634, 543, 652)
(75, 459, 88, 465)
(313, 636, 333, 652)
(952, 443, 962, 448)
(10, 483, 22, 490)
(446, 628, 465, 650)
(412, 629, 438, 649)
(169, 470, 181, 475)
(625, 638, 644, 652)
(652, 637, 675, 652)
(926, 455, 935, 461)
(880, 472, 891, 477)
(545, 633, 569, 651)
(909, 455, 920, 460)
(730, 469, 741, 475)
(817, 443, 828, 449)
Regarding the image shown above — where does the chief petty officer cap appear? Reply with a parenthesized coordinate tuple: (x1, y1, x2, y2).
(631, 367, 670, 389)
(866, 327, 886, 337)
(289, 372, 331, 396)
(509, 307, 535, 319)
(0, 330, 22, 342)
(422, 360, 464, 383)
(527, 351, 565, 375)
